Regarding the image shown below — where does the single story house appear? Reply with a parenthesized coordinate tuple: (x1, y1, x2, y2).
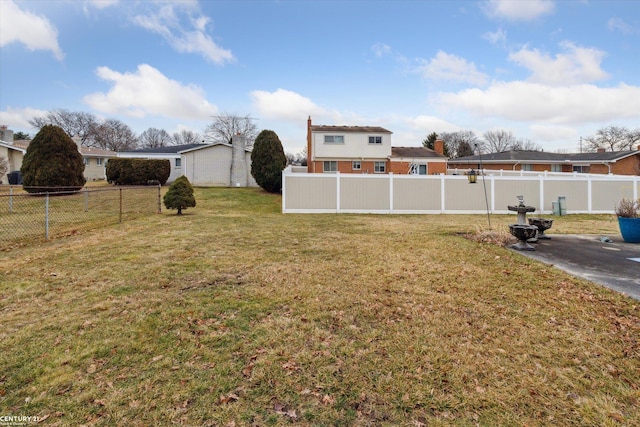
(119, 136, 257, 187)
(180, 135, 257, 187)
(306, 117, 448, 175)
(0, 139, 26, 184)
(448, 147, 640, 176)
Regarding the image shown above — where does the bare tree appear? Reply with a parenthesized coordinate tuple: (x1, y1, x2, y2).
(139, 128, 172, 148)
(440, 131, 478, 158)
(627, 128, 640, 149)
(584, 126, 626, 152)
(512, 138, 542, 151)
(29, 109, 98, 145)
(482, 129, 516, 153)
(204, 113, 258, 146)
(584, 126, 640, 152)
(171, 129, 203, 146)
(88, 119, 138, 151)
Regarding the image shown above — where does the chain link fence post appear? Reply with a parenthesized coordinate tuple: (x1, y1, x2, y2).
(45, 192, 50, 240)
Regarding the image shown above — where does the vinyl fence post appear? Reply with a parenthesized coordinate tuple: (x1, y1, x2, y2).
(119, 188, 123, 223)
(45, 192, 49, 240)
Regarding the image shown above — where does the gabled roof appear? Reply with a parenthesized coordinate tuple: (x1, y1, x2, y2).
(10, 139, 115, 157)
(391, 146, 447, 159)
(179, 142, 252, 154)
(452, 149, 640, 164)
(0, 140, 26, 153)
(310, 125, 392, 134)
(120, 143, 208, 154)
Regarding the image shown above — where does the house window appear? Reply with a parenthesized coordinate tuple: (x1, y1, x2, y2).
(368, 136, 382, 144)
(96, 158, 104, 166)
(83, 158, 89, 166)
(521, 164, 533, 171)
(551, 164, 562, 172)
(175, 158, 181, 168)
(409, 164, 427, 175)
(352, 161, 361, 171)
(323, 161, 338, 172)
(324, 135, 344, 144)
(374, 161, 386, 173)
(573, 165, 589, 173)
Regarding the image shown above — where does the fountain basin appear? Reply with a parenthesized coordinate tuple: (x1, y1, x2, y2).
(528, 217, 553, 239)
(509, 224, 538, 251)
(507, 205, 536, 213)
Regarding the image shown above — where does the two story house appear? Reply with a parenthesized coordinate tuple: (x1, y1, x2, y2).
(306, 117, 447, 175)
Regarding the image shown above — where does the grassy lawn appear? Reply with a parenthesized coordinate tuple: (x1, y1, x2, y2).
(0, 188, 637, 426)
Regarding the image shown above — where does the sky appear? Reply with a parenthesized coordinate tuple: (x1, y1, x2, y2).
(1, 0, 639, 155)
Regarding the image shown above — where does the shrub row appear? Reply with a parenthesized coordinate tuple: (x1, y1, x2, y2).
(106, 159, 171, 185)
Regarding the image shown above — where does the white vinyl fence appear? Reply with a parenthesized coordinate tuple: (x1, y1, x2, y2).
(282, 167, 639, 214)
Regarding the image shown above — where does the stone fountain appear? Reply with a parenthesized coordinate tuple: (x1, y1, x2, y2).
(528, 217, 553, 240)
(508, 196, 538, 251)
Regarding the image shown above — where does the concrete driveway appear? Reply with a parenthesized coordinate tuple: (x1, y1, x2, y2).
(511, 234, 640, 301)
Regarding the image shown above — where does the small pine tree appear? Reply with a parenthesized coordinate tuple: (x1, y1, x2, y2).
(422, 132, 438, 150)
(21, 125, 86, 193)
(250, 129, 287, 193)
(163, 175, 195, 215)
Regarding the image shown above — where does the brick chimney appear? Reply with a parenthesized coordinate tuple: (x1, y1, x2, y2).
(434, 139, 444, 155)
(0, 125, 14, 143)
(597, 148, 606, 153)
(307, 116, 313, 173)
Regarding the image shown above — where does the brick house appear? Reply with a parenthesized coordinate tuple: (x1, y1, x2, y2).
(448, 148, 640, 175)
(306, 117, 447, 175)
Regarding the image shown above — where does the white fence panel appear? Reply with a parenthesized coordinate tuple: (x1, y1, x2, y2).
(282, 168, 639, 214)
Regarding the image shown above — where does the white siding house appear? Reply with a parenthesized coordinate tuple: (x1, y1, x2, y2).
(118, 137, 257, 187)
(180, 136, 257, 187)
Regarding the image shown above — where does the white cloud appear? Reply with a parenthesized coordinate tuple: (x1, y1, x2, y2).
(404, 115, 461, 133)
(0, 106, 49, 131)
(608, 17, 639, 35)
(250, 88, 341, 122)
(83, 64, 218, 120)
(0, 0, 64, 60)
(371, 42, 391, 58)
(416, 51, 488, 86)
(84, 0, 119, 10)
(133, 4, 234, 65)
(437, 81, 640, 125)
(483, 28, 507, 45)
(529, 124, 578, 143)
(509, 41, 609, 85)
(483, 0, 555, 21)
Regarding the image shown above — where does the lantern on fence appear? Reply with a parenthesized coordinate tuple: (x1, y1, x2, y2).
(467, 169, 477, 184)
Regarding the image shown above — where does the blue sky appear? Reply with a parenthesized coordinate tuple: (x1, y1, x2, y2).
(1, 0, 639, 155)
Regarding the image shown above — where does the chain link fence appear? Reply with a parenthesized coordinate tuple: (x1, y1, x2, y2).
(0, 186, 162, 250)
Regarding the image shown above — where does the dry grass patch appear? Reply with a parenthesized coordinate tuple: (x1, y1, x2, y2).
(1, 188, 637, 426)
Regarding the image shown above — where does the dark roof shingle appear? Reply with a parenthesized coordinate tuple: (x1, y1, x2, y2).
(391, 146, 447, 159)
(310, 125, 392, 134)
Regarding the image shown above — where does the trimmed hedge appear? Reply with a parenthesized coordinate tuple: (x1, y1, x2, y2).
(106, 159, 171, 185)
